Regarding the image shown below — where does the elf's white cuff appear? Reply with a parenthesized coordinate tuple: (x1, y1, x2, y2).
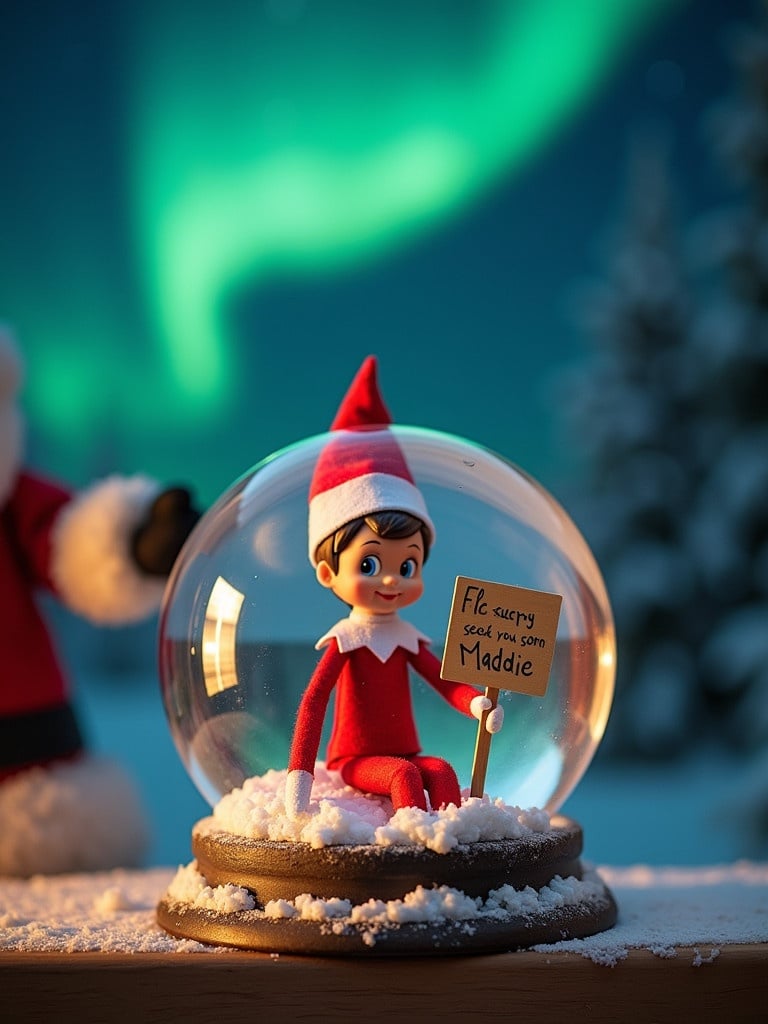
(485, 705, 504, 734)
(470, 695, 504, 734)
(470, 695, 491, 720)
(51, 475, 165, 625)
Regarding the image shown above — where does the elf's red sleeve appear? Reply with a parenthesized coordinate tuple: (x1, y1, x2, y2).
(410, 642, 481, 716)
(288, 640, 347, 774)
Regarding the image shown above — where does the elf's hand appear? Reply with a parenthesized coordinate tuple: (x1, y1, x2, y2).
(131, 486, 200, 576)
(285, 769, 313, 819)
(470, 694, 504, 734)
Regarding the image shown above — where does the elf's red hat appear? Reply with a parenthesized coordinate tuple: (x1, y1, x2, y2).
(308, 356, 435, 565)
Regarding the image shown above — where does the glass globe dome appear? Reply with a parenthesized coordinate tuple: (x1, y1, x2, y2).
(159, 426, 615, 813)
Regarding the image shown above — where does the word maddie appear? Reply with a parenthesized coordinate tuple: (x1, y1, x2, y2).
(458, 641, 534, 678)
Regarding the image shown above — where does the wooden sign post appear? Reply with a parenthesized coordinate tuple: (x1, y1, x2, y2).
(440, 576, 562, 798)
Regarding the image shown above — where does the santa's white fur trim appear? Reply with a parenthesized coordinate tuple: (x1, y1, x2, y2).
(51, 475, 165, 624)
(308, 471, 435, 565)
(0, 755, 149, 876)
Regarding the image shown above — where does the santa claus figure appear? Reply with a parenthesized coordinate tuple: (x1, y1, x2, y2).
(286, 357, 503, 819)
(0, 328, 197, 875)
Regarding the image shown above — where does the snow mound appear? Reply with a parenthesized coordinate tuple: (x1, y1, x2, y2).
(211, 765, 550, 852)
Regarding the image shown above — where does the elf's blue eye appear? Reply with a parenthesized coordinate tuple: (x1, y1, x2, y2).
(400, 558, 417, 578)
(360, 555, 381, 577)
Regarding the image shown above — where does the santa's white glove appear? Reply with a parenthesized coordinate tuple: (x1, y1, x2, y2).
(285, 769, 313, 820)
(470, 695, 504, 734)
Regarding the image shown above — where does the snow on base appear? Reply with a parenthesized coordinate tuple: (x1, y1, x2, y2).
(167, 862, 256, 913)
(263, 872, 605, 927)
(165, 860, 608, 947)
(211, 765, 550, 853)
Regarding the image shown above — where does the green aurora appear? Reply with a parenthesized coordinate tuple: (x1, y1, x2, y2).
(1, 0, 676, 483)
(130, 0, 671, 406)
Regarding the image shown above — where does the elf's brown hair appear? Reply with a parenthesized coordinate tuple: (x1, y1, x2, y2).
(314, 510, 431, 573)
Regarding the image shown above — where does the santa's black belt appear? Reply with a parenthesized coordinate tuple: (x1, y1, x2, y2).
(0, 702, 84, 770)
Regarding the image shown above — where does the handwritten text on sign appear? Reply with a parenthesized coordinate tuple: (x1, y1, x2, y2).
(440, 576, 562, 697)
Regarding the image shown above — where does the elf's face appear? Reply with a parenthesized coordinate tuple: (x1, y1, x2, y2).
(316, 523, 424, 615)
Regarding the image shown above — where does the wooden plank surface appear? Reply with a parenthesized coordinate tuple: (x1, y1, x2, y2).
(1, 945, 765, 1024)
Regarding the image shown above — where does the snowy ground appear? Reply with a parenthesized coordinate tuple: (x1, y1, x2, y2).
(73, 669, 766, 869)
(1, 862, 766, 964)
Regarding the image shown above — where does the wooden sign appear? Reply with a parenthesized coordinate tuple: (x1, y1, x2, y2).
(440, 576, 562, 797)
(441, 576, 562, 698)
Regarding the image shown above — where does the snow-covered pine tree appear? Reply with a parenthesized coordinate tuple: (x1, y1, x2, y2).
(687, 19, 768, 753)
(562, 135, 703, 758)
(565, 13, 768, 770)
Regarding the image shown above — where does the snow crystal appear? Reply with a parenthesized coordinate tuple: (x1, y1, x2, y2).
(210, 766, 550, 852)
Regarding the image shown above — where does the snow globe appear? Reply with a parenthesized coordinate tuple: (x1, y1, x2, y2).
(156, 358, 618, 954)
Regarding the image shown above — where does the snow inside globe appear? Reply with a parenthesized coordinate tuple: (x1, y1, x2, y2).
(156, 357, 617, 954)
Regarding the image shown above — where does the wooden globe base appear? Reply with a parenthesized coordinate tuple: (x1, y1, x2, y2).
(157, 815, 617, 956)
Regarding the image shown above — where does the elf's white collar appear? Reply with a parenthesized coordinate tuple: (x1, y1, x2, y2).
(316, 609, 430, 664)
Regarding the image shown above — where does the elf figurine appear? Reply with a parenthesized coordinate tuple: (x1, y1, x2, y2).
(0, 328, 198, 875)
(285, 357, 503, 819)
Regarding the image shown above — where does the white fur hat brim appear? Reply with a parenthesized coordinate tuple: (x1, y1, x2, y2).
(308, 471, 435, 565)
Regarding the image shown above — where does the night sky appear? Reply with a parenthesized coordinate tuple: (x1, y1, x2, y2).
(0, 0, 759, 503)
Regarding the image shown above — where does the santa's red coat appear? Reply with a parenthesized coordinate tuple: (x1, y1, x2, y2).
(0, 468, 163, 780)
(0, 471, 72, 718)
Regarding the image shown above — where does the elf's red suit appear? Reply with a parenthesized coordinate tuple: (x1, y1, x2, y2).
(285, 357, 502, 818)
(288, 619, 480, 810)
